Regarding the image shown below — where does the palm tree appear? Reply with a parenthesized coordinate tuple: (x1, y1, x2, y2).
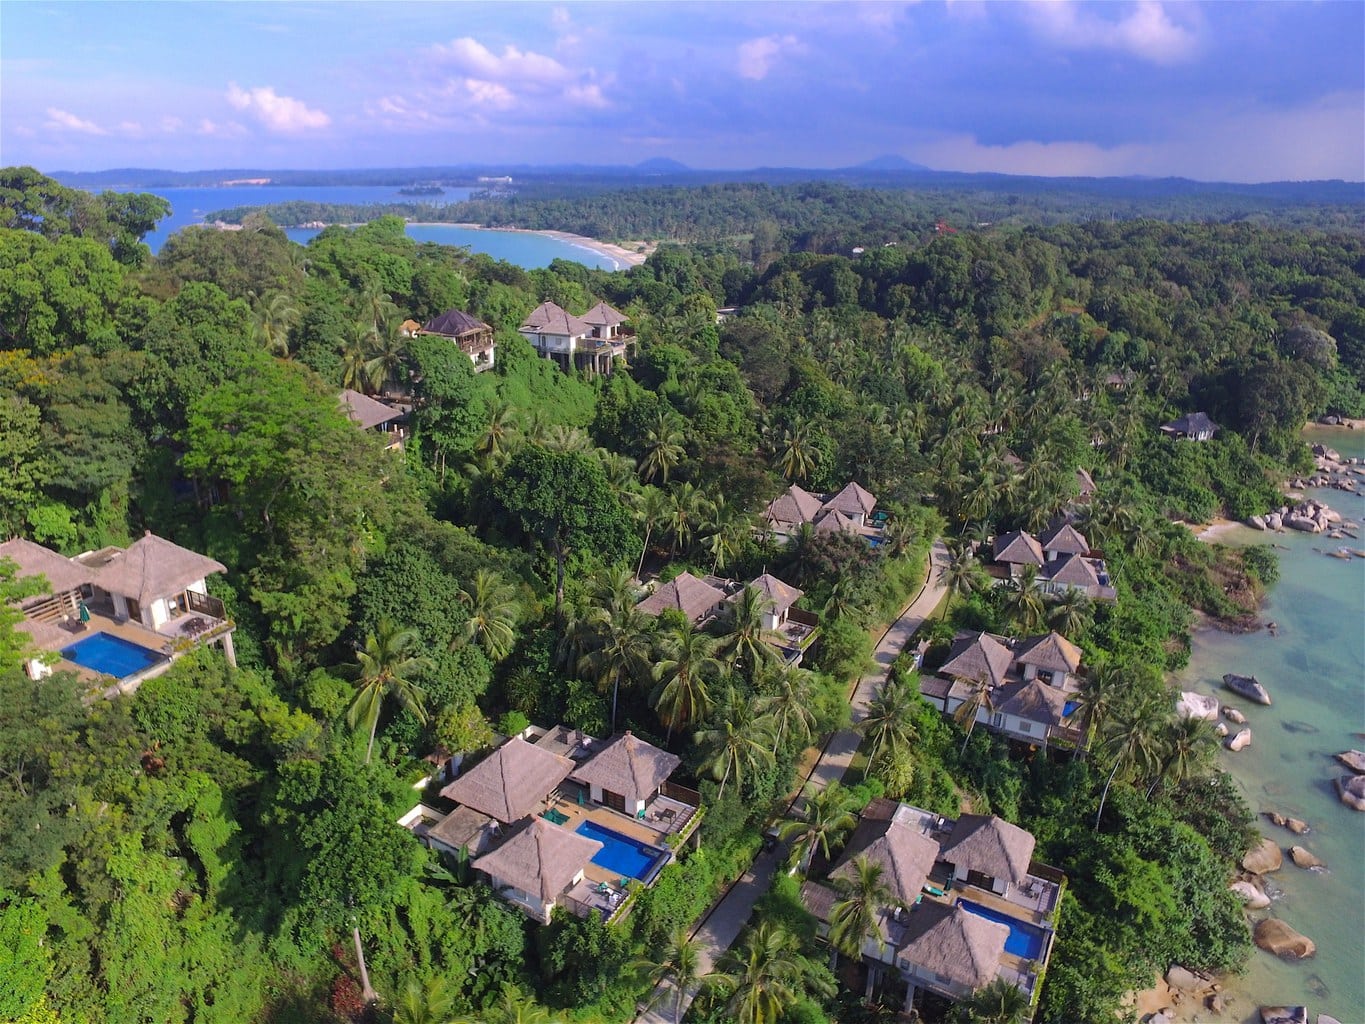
(1093, 694, 1166, 828)
(953, 674, 995, 757)
(347, 618, 432, 764)
(778, 782, 858, 874)
(775, 421, 816, 482)
(632, 485, 672, 579)
(640, 411, 686, 484)
(694, 688, 776, 797)
(476, 400, 519, 461)
(938, 550, 988, 618)
(859, 678, 919, 761)
(340, 321, 375, 392)
(665, 482, 711, 556)
(828, 854, 895, 965)
(702, 495, 751, 574)
(578, 605, 653, 733)
(651, 621, 722, 742)
(1047, 588, 1094, 638)
(758, 665, 818, 755)
(364, 324, 409, 394)
(718, 585, 780, 681)
(393, 976, 456, 1024)
(251, 291, 299, 358)
(956, 976, 1030, 1024)
(455, 984, 562, 1024)
(457, 568, 521, 662)
(1002, 564, 1046, 633)
(701, 922, 827, 1024)
(633, 927, 704, 1024)
(1147, 714, 1218, 798)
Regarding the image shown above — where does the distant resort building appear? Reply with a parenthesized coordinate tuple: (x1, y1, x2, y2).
(340, 389, 409, 451)
(989, 522, 1115, 602)
(518, 299, 633, 376)
(1160, 411, 1218, 442)
(801, 798, 1063, 1018)
(418, 308, 496, 372)
(760, 481, 884, 542)
(2, 533, 236, 694)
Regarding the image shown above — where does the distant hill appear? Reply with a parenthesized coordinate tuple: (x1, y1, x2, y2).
(851, 154, 931, 172)
(635, 158, 690, 174)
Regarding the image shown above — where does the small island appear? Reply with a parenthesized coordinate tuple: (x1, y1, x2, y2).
(398, 184, 445, 196)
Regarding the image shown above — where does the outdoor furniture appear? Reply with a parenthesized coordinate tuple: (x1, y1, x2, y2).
(541, 808, 569, 826)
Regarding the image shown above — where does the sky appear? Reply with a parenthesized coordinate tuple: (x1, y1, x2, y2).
(2, 1, 1362, 183)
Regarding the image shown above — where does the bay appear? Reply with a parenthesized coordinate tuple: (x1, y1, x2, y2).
(108, 184, 624, 270)
(1171, 426, 1365, 1022)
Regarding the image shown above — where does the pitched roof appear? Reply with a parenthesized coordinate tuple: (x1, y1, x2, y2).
(1161, 411, 1218, 436)
(340, 389, 404, 430)
(830, 817, 941, 906)
(896, 902, 1009, 991)
(572, 731, 680, 805)
(800, 880, 839, 922)
(422, 308, 490, 338)
(637, 572, 728, 621)
(993, 679, 1070, 727)
(940, 633, 1015, 688)
(93, 533, 226, 607)
(520, 300, 590, 337)
(939, 814, 1036, 884)
(1013, 631, 1083, 673)
(1038, 522, 1088, 556)
(813, 508, 857, 534)
(821, 481, 877, 518)
(0, 538, 96, 599)
(763, 485, 825, 527)
(1075, 467, 1097, 497)
(472, 817, 602, 904)
(1041, 553, 1100, 587)
(992, 531, 1044, 566)
(580, 301, 627, 328)
(426, 805, 494, 854)
(440, 736, 573, 822)
(748, 573, 803, 615)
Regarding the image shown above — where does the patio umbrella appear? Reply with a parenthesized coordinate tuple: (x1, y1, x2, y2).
(78, 602, 91, 623)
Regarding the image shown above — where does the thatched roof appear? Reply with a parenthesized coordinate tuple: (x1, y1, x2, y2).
(340, 389, 404, 430)
(821, 481, 876, 518)
(1041, 553, 1100, 587)
(1075, 467, 1097, 497)
(637, 572, 727, 622)
(992, 531, 1044, 566)
(748, 573, 803, 614)
(1038, 522, 1088, 556)
(897, 902, 1009, 991)
(422, 308, 490, 338)
(426, 805, 495, 855)
(831, 817, 940, 906)
(0, 538, 96, 600)
(941, 633, 1014, 688)
(1013, 631, 1082, 673)
(472, 817, 601, 904)
(813, 507, 857, 534)
(1161, 412, 1218, 437)
(801, 880, 839, 922)
(581, 301, 627, 328)
(939, 814, 1036, 884)
(572, 731, 680, 805)
(993, 679, 1069, 727)
(440, 736, 573, 822)
(94, 533, 226, 607)
(520, 300, 590, 337)
(763, 484, 824, 527)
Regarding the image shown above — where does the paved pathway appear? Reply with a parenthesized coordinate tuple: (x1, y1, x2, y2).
(634, 540, 951, 1023)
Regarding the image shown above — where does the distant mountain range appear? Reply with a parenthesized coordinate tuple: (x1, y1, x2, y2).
(47, 162, 1364, 206)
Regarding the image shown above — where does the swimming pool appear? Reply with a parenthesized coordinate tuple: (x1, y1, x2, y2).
(61, 633, 164, 679)
(574, 820, 670, 883)
(957, 898, 1047, 960)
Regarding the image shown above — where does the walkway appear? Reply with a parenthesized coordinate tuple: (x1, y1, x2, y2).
(634, 540, 951, 1023)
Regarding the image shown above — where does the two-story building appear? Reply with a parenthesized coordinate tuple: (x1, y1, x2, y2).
(340, 389, 409, 451)
(419, 308, 496, 372)
(990, 523, 1115, 601)
(518, 300, 631, 376)
(761, 481, 883, 543)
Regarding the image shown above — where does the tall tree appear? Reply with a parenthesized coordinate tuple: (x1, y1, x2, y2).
(859, 678, 919, 761)
(1094, 695, 1166, 828)
(702, 922, 828, 1024)
(953, 674, 995, 757)
(778, 782, 858, 874)
(457, 568, 521, 663)
(718, 585, 780, 680)
(694, 688, 776, 797)
(347, 617, 432, 763)
(578, 605, 653, 733)
(759, 665, 818, 755)
(633, 927, 704, 1024)
(639, 410, 686, 484)
(828, 854, 895, 965)
(651, 621, 722, 742)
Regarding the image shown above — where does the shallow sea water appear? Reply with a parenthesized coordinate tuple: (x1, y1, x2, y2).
(1170, 427, 1365, 1022)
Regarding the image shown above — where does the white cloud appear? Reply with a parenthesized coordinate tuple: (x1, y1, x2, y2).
(1026, 1, 1198, 64)
(197, 118, 247, 138)
(226, 82, 330, 132)
(45, 107, 105, 134)
(737, 34, 804, 81)
(564, 82, 608, 109)
(463, 79, 516, 110)
(117, 120, 143, 135)
(430, 37, 570, 85)
(161, 116, 184, 133)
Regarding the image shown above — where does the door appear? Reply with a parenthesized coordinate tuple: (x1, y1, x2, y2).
(125, 598, 142, 624)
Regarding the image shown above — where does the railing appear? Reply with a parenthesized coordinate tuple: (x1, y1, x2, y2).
(187, 590, 226, 621)
(788, 608, 820, 627)
(660, 781, 701, 806)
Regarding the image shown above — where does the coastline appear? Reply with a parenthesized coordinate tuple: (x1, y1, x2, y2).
(407, 221, 654, 268)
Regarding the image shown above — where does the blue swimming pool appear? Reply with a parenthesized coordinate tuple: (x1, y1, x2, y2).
(61, 633, 164, 679)
(957, 898, 1047, 960)
(575, 820, 670, 883)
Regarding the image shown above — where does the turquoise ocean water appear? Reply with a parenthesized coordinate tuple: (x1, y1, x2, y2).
(115, 185, 624, 270)
(1171, 427, 1365, 1022)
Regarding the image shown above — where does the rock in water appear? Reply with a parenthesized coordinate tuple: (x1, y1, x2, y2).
(1247, 514, 1267, 530)
(1286, 817, 1309, 834)
(1254, 919, 1316, 960)
(1224, 673, 1272, 705)
(1260, 1007, 1309, 1024)
(1333, 750, 1365, 774)
(1165, 964, 1203, 991)
(1288, 846, 1325, 869)
(1216, 722, 1229, 737)
(1243, 837, 1283, 874)
(1224, 705, 1248, 724)
(1176, 690, 1220, 720)
(1230, 879, 1272, 909)
(1227, 727, 1253, 752)
(1318, 1015, 1342, 1024)
(1335, 774, 1365, 811)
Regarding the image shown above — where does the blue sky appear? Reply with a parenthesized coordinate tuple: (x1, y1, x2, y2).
(3, 1, 1362, 182)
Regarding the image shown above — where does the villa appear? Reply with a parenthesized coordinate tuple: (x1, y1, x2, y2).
(990, 523, 1115, 601)
(3, 532, 236, 693)
(801, 799, 1063, 1019)
(401, 726, 701, 925)
(418, 308, 496, 372)
(760, 481, 883, 542)
(340, 389, 408, 451)
(518, 299, 632, 376)
(1160, 411, 1219, 442)
(918, 630, 1087, 751)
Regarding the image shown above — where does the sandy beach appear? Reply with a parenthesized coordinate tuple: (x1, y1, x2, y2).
(408, 221, 654, 268)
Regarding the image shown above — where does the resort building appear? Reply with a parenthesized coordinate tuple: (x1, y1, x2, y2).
(3, 532, 236, 692)
(801, 799, 1063, 1019)
(518, 300, 632, 376)
(918, 630, 1087, 751)
(418, 308, 496, 372)
(340, 389, 408, 451)
(402, 725, 701, 925)
(989, 523, 1115, 601)
(1160, 411, 1219, 441)
(760, 481, 884, 542)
